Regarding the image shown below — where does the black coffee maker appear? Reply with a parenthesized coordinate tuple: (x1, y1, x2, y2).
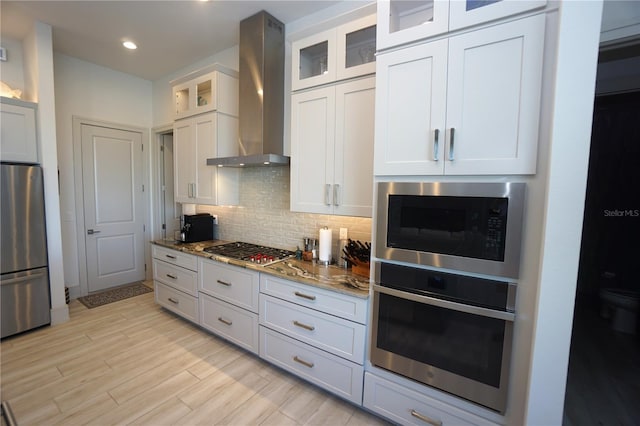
(180, 213, 215, 243)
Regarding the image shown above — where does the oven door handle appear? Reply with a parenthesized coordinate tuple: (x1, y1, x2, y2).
(373, 284, 515, 322)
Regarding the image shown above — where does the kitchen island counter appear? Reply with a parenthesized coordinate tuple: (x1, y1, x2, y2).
(152, 239, 370, 298)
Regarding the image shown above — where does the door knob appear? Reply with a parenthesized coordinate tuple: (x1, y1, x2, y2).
(87, 229, 101, 235)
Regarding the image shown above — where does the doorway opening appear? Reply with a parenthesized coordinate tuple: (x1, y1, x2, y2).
(156, 131, 181, 241)
(563, 85, 640, 423)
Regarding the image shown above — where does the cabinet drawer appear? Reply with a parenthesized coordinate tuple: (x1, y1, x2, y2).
(199, 258, 259, 313)
(260, 274, 368, 324)
(152, 245, 198, 271)
(199, 293, 259, 354)
(155, 282, 198, 324)
(153, 259, 198, 296)
(363, 373, 496, 426)
(260, 327, 363, 405)
(259, 294, 366, 364)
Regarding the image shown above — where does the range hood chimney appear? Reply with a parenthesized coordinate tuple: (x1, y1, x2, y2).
(207, 11, 288, 167)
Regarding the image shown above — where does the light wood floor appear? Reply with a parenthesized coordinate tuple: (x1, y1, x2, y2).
(0, 286, 390, 426)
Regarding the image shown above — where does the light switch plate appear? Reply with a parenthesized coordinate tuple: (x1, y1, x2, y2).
(0, 47, 6, 61)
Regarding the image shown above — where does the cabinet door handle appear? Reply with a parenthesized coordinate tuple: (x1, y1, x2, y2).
(448, 127, 455, 161)
(217, 279, 232, 287)
(218, 317, 232, 326)
(167, 297, 179, 304)
(410, 410, 442, 426)
(166, 273, 177, 279)
(333, 184, 340, 206)
(293, 356, 314, 369)
(294, 291, 316, 301)
(433, 129, 440, 161)
(325, 184, 332, 206)
(165, 254, 177, 260)
(293, 320, 315, 331)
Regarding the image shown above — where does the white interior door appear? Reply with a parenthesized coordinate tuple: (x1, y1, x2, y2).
(81, 124, 145, 292)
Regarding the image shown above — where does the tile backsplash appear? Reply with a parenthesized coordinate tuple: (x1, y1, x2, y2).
(196, 166, 372, 258)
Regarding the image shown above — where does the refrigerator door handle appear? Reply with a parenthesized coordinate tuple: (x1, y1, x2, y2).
(0, 273, 46, 286)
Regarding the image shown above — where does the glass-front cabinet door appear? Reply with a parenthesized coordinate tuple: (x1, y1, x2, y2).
(292, 14, 377, 91)
(292, 29, 337, 91)
(377, 0, 450, 51)
(377, 0, 546, 51)
(336, 14, 377, 81)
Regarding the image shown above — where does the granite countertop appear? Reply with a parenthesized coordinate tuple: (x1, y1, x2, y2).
(152, 239, 370, 299)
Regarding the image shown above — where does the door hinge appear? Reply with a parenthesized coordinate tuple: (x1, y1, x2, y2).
(162, 223, 166, 230)
(143, 224, 146, 232)
(144, 263, 147, 272)
(160, 145, 164, 152)
(141, 143, 144, 152)
(142, 184, 145, 192)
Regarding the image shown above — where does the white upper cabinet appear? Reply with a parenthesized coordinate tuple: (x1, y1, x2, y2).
(292, 14, 376, 91)
(377, 0, 546, 51)
(174, 112, 239, 205)
(171, 65, 238, 120)
(374, 14, 545, 176)
(291, 77, 375, 217)
(0, 98, 38, 164)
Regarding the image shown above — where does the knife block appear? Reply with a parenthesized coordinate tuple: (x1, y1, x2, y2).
(352, 263, 370, 279)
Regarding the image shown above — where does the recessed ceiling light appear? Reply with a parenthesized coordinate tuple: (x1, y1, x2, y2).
(123, 41, 137, 50)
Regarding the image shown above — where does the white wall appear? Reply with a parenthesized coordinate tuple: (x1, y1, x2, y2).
(54, 53, 152, 296)
(21, 22, 69, 325)
(524, 1, 603, 424)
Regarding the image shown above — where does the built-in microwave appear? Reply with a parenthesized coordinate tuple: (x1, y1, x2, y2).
(376, 182, 526, 279)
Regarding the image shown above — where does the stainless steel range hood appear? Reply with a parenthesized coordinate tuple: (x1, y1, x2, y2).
(207, 11, 288, 167)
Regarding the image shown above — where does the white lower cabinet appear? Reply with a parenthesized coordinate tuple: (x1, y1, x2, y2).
(152, 246, 199, 324)
(260, 293, 365, 363)
(199, 292, 259, 354)
(198, 258, 260, 354)
(363, 373, 497, 426)
(259, 274, 367, 404)
(155, 282, 199, 324)
(260, 326, 364, 404)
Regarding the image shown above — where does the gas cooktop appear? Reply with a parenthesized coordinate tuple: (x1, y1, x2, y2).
(203, 242, 295, 266)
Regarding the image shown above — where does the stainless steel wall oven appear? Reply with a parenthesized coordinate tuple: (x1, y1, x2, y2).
(370, 261, 516, 413)
(376, 182, 526, 279)
(371, 181, 525, 413)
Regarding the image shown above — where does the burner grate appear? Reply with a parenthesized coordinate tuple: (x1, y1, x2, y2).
(203, 242, 295, 265)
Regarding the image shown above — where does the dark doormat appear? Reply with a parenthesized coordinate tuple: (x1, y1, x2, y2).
(78, 282, 153, 309)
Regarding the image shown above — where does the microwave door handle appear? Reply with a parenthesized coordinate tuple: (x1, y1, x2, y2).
(373, 284, 515, 322)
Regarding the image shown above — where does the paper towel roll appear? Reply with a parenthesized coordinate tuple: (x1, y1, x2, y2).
(319, 227, 332, 263)
(182, 203, 196, 215)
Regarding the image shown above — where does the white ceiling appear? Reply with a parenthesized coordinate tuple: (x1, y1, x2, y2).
(0, 0, 346, 81)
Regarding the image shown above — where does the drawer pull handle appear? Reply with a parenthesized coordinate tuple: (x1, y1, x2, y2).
(294, 291, 316, 301)
(167, 297, 179, 304)
(293, 320, 315, 331)
(293, 356, 314, 369)
(410, 410, 442, 426)
(166, 273, 177, 279)
(217, 279, 232, 287)
(165, 254, 177, 259)
(218, 317, 232, 326)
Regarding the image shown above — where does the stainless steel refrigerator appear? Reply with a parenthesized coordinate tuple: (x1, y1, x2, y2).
(1, 162, 51, 338)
